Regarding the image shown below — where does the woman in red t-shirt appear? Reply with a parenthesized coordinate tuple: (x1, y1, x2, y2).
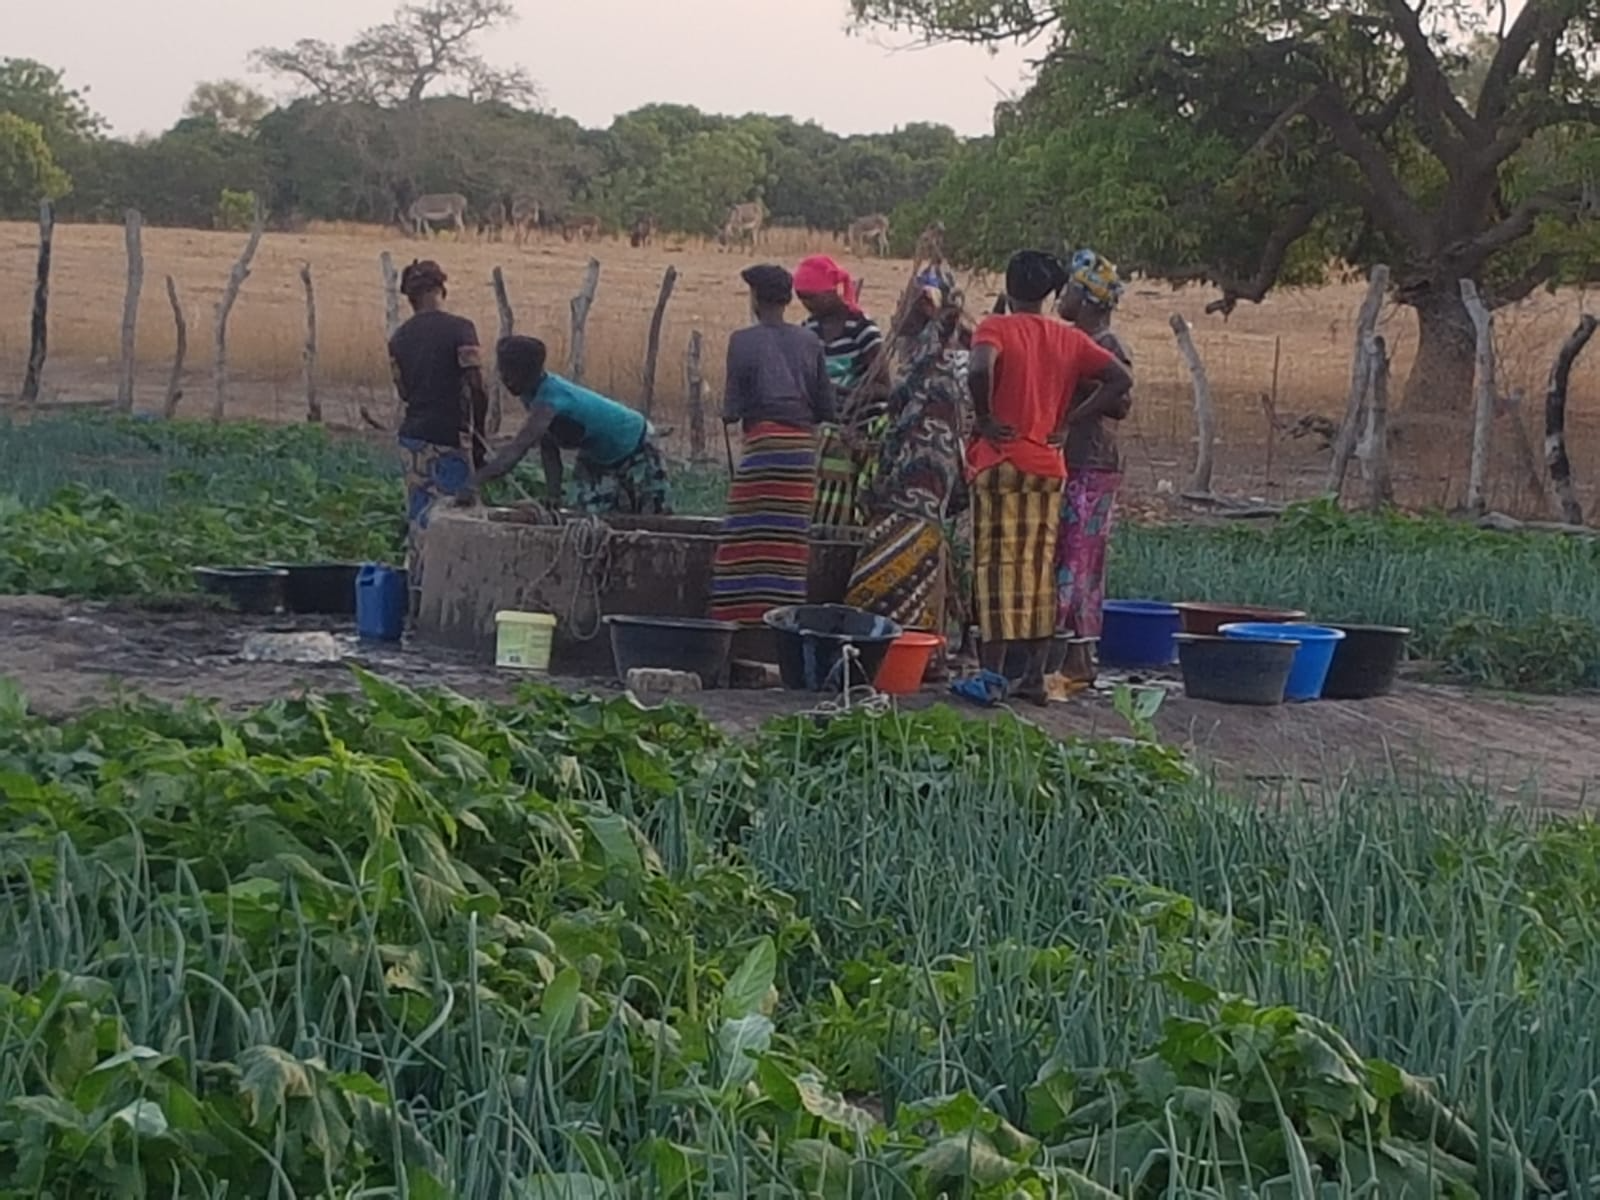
(960, 250, 1132, 705)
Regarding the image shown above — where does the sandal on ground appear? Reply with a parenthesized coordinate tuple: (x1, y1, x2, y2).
(950, 670, 1009, 708)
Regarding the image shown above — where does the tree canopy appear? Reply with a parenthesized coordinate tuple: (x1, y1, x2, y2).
(0, 113, 70, 217)
(860, 0, 1600, 407)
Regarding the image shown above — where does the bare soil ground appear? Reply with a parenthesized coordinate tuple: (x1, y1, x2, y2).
(4, 596, 1595, 811)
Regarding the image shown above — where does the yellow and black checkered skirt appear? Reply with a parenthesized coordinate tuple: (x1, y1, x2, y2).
(970, 462, 1064, 643)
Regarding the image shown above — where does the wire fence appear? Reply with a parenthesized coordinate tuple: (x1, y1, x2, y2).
(3, 219, 1598, 519)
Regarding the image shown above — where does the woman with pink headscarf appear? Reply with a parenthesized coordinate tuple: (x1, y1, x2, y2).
(795, 254, 885, 529)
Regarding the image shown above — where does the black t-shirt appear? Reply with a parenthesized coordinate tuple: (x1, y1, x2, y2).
(390, 310, 483, 449)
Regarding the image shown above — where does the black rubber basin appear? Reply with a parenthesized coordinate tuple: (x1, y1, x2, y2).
(1177, 633, 1297, 706)
(764, 604, 902, 692)
(265, 562, 361, 616)
(606, 614, 737, 688)
(194, 566, 288, 616)
(1321, 623, 1410, 700)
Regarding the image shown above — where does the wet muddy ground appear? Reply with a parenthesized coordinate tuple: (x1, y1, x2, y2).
(2, 595, 1596, 810)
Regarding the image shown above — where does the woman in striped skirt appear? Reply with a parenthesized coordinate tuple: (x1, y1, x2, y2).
(711, 265, 837, 626)
(961, 251, 1132, 705)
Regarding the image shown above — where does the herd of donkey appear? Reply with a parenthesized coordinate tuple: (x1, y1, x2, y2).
(401, 192, 897, 254)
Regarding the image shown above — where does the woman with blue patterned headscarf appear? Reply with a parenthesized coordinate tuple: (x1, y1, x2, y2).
(1054, 248, 1133, 676)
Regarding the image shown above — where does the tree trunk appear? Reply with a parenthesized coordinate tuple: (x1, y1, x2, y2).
(1402, 286, 1478, 411)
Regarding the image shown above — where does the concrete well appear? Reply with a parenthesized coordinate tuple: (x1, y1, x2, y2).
(415, 509, 861, 674)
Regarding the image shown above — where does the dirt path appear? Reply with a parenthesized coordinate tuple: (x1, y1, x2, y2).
(3, 596, 1596, 810)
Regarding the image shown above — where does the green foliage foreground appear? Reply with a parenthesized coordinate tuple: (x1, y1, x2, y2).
(0, 676, 1596, 1196)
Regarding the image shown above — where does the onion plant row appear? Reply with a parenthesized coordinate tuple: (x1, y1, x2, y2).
(0, 675, 1593, 1196)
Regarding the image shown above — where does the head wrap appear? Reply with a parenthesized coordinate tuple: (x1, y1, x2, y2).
(400, 259, 447, 300)
(793, 255, 862, 313)
(741, 263, 794, 306)
(1004, 250, 1069, 305)
(1069, 248, 1124, 310)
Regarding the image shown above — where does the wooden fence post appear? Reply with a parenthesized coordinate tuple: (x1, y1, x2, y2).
(491, 266, 514, 434)
(211, 207, 265, 422)
(640, 265, 679, 417)
(117, 208, 144, 413)
(1358, 335, 1393, 510)
(19, 200, 54, 408)
(1326, 264, 1389, 497)
(1169, 313, 1216, 497)
(686, 329, 706, 462)
(380, 252, 402, 338)
(1545, 313, 1598, 525)
(300, 262, 320, 424)
(1460, 278, 1496, 515)
(569, 257, 601, 385)
(162, 276, 187, 419)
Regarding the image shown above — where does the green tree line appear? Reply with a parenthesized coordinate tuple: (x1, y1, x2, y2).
(0, 57, 961, 248)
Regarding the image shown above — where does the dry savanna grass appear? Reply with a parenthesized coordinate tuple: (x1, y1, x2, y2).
(2, 219, 1598, 514)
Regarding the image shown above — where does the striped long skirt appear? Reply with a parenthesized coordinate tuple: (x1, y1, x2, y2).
(710, 423, 818, 627)
(971, 462, 1064, 643)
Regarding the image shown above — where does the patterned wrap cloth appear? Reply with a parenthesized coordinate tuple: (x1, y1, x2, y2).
(573, 437, 672, 516)
(845, 265, 970, 635)
(399, 436, 473, 602)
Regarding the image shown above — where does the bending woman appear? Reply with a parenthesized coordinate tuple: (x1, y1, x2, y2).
(844, 266, 969, 637)
(387, 259, 490, 605)
(710, 264, 836, 627)
(795, 255, 884, 528)
(1055, 249, 1133, 655)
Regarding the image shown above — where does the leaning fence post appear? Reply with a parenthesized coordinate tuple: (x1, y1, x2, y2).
(117, 208, 144, 413)
(162, 276, 187, 419)
(1545, 313, 1598, 525)
(1358, 335, 1393, 510)
(569, 257, 601, 385)
(19, 200, 54, 408)
(380, 251, 402, 338)
(212, 205, 265, 423)
(1327, 264, 1389, 497)
(490, 266, 514, 434)
(641, 265, 679, 417)
(686, 329, 706, 462)
(300, 262, 320, 424)
(1460, 278, 1496, 515)
(1169, 313, 1216, 498)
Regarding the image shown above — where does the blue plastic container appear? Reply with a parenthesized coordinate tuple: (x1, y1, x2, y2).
(1099, 600, 1181, 669)
(356, 564, 408, 642)
(1220, 622, 1346, 701)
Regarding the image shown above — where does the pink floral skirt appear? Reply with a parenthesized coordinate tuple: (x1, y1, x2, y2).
(1055, 469, 1122, 638)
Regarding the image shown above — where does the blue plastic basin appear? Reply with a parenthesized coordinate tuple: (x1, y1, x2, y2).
(1099, 600, 1181, 669)
(1220, 622, 1347, 701)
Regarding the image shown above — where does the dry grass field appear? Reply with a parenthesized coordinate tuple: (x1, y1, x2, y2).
(2, 218, 1598, 514)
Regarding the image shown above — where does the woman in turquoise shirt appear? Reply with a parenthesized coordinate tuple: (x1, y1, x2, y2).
(468, 335, 672, 514)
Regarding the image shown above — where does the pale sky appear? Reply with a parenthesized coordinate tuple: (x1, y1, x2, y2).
(10, 0, 1035, 138)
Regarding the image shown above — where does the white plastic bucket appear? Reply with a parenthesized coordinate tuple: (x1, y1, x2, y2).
(495, 611, 557, 671)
